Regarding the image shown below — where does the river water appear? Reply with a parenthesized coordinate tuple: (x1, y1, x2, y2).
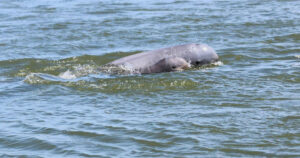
(0, 0, 299, 157)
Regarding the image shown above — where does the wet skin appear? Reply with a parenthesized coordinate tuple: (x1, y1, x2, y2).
(107, 43, 219, 74)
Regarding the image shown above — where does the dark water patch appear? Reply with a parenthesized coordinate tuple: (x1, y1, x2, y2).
(0, 154, 42, 158)
(0, 136, 57, 151)
(10, 14, 36, 21)
(86, 10, 120, 15)
(220, 54, 252, 63)
(265, 33, 300, 43)
(153, 0, 189, 6)
(219, 148, 277, 157)
(130, 137, 173, 148)
(33, 5, 58, 13)
(281, 115, 300, 123)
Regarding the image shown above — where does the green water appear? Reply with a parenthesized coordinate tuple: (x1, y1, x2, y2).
(0, 0, 299, 157)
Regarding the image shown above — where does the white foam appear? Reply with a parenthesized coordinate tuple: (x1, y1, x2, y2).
(58, 70, 77, 79)
(212, 61, 224, 66)
(24, 73, 44, 84)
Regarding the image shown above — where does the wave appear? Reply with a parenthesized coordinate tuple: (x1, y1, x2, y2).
(0, 51, 223, 93)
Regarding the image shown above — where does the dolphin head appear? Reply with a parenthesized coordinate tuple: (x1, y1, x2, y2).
(185, 43, 219, 66)
(152, 57, 191, 73)
(164, 57, 191, 71)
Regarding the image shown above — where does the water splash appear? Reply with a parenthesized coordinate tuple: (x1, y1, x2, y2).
(58, 70, 77, 79)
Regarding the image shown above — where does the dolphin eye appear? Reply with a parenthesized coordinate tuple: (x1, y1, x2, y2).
(171, 66, 176, 69)
(195, 61, 206, 65)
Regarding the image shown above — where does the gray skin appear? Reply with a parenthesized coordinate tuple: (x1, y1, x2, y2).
(141, 57, 190, 74)
(107, 43, 219, 74)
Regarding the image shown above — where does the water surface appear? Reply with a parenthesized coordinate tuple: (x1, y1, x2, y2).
(0, 0, 300, 157)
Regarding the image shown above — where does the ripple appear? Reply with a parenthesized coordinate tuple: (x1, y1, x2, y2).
(1, 0, 300, 157)
(24, 72, 202, 93)
(219, 148, 276, 157)
(0, 136, 57, 151)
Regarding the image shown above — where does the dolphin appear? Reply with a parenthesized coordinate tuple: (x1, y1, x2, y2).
(107, 43, 219, 74)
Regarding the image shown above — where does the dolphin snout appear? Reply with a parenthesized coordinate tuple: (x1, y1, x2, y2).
(212, 52, 219, 61)
(180, 62, 191, 70)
